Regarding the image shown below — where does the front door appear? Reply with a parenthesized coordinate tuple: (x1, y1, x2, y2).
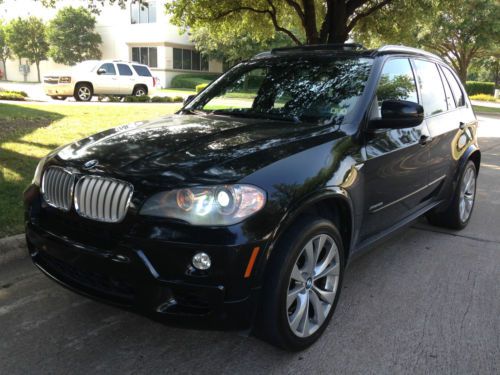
(94, 63, 119, 95)
(360, 57, 430, 241)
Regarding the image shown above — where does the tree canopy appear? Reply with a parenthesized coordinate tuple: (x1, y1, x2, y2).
(355, 0, 500, 81)
(47, 6, 102, 65)
(6, 17, 49, 82)
(0, 22, 11, 80)
(166, 0, 395, 45)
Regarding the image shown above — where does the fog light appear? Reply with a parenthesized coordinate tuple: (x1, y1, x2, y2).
(192, 252, 211, 270)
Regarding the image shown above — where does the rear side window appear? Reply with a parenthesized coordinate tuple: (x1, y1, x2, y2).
(99, 63, 116, 75)
(376, 58, 418, 104)
(441, 67, 465, 107)
(413, 60, 448, 116)
(132, 65, 152, 77)
(117, 63, 133, 76)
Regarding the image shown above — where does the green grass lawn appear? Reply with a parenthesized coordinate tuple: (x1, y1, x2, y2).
(0, 102, 181, 238)
(473, 105, 500, 115)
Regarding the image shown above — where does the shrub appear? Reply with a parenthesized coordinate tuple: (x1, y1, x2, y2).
(196, 83, 208, 93)
(0, 91, 26, 101)
(172, 96, 184, 102)
(170, 73, 219, 89)
(469, 94, 500, 103)
(465, 81, 495, 96)
(151, 96, 172, 103)
(124, 95, 150, 102)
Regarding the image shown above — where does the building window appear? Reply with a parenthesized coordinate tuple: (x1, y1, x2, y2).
(131, 47, 158, 68)
(131, 1, 156, 24)
(173, 48, 209, 71)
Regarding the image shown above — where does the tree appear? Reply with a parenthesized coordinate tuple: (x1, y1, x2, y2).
(190, 26, 292, 68)
(0, 22, 11, 80)
(354, 0, 500, 81)
(47, 6, 102, 66)
(166, 0, 396, 45)
(6, 17, 49, 82)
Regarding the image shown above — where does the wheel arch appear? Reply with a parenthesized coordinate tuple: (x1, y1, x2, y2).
(74, 81, 94, 94)
(265, 188, 354, 268)
(133, 83, 148, 95)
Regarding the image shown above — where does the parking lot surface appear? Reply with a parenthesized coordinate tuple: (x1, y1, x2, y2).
(0, 116, 499, 374)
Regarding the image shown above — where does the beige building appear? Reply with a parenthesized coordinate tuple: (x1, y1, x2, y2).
(0, 0, 223, 86)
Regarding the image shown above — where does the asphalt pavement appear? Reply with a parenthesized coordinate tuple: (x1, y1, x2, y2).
(0, 115, 499, 375)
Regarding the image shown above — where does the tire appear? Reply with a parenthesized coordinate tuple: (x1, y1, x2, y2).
(254, 217, 345, 351)
(132, 85, 147, 96)
(50, 96, 66, 101)
(74, 83, 93, 102)
(427, 160, 477, 230)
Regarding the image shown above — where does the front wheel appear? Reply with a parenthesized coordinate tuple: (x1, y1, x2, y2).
(74, 83, 93, 102)
(254, 217, 345, 351)
(427, 160, 477, 229)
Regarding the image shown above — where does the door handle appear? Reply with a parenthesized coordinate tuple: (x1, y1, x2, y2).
(419, 135, 432, 145)
(459, 121, 466, 130)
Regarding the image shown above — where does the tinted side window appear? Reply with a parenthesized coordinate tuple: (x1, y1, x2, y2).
(413, 60, 447, 116)
(376, 58, 418, 104)
(99, 63, 116, 75)
(132, 65, 152, 77)
(117, 64, 133, 76)
(441, 67, 465, 107)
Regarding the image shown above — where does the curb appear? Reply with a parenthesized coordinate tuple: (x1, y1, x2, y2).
(0, 234, 27, 266)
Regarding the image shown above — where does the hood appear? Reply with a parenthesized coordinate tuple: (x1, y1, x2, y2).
(51, 114, 342, 185)
(44, 69, 73, 77)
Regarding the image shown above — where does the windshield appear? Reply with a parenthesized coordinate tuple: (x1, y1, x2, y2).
(73, 61, 99, 72)
(186, 57, 373, 125)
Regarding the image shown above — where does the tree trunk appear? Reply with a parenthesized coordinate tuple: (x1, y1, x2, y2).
(1, 59, 6, 81)
(326, 0, 349, 43)
(302, 0, 320, 44)
(36, 60, 41, 83)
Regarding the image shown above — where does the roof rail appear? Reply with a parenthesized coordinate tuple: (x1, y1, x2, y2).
(271, 43, 366, 54)
(377, 45, 442, 60)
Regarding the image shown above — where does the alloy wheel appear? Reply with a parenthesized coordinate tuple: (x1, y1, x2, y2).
(78, 86, 91, 101)
(287, 234, 340, 338)
(459, 165, 476, 222)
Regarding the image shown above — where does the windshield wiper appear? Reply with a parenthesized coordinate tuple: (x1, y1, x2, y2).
(211, 109, 301, 123)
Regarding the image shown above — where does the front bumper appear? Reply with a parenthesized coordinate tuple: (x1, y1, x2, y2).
(25, 186, 267, 330)
(43, 83, 74, 97)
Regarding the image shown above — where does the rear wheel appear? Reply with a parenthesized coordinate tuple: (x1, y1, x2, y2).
(74, 83, 93, 102)
(132, 85, 147, 96)
(427, 160, 477, 229)
(254, 217, 345, 351)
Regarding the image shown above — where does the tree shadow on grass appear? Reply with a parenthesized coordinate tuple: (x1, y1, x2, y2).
(0, 103, 65, 237)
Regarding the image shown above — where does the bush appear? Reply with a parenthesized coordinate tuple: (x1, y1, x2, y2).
(0, 91, 26, 101)
(465, 81, 495, 96)
(196, 83, 208, 93)
(469, 94, 500, 103)
(170, 73, 219, 89)
(124, 95, 150, 103)
(151, 96, 172, 103)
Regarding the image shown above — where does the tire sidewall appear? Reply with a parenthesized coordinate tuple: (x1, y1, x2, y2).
(260, 218, 345, 351)
(456, 160, 477, 228)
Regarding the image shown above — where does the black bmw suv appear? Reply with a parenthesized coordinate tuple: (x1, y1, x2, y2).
(24, 44, 480, 350)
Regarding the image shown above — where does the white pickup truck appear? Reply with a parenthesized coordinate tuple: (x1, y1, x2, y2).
(43, 60, 158, 101)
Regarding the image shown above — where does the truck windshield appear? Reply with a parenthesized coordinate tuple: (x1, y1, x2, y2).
(186, 57, 373, 125)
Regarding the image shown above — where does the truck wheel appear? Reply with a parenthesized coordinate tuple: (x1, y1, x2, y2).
(74, 83, 93, 102)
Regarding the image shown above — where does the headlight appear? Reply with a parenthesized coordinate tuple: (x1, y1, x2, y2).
(32, 156, 48, 186)
(59, 76, 71, 83)
(140, 184, 266, 226)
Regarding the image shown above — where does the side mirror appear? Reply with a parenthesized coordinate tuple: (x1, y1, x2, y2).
(97, 68, 107, 75)
(368, 100, 424, 130)
(184, 94, 196, 106)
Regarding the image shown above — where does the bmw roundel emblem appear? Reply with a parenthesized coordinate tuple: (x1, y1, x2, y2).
(83, 159, 99, 170)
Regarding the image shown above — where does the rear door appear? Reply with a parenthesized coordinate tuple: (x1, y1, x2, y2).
(412, 59, 467, 190)
(117, 63, 135, 95)
(360, 57, 430, 240)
